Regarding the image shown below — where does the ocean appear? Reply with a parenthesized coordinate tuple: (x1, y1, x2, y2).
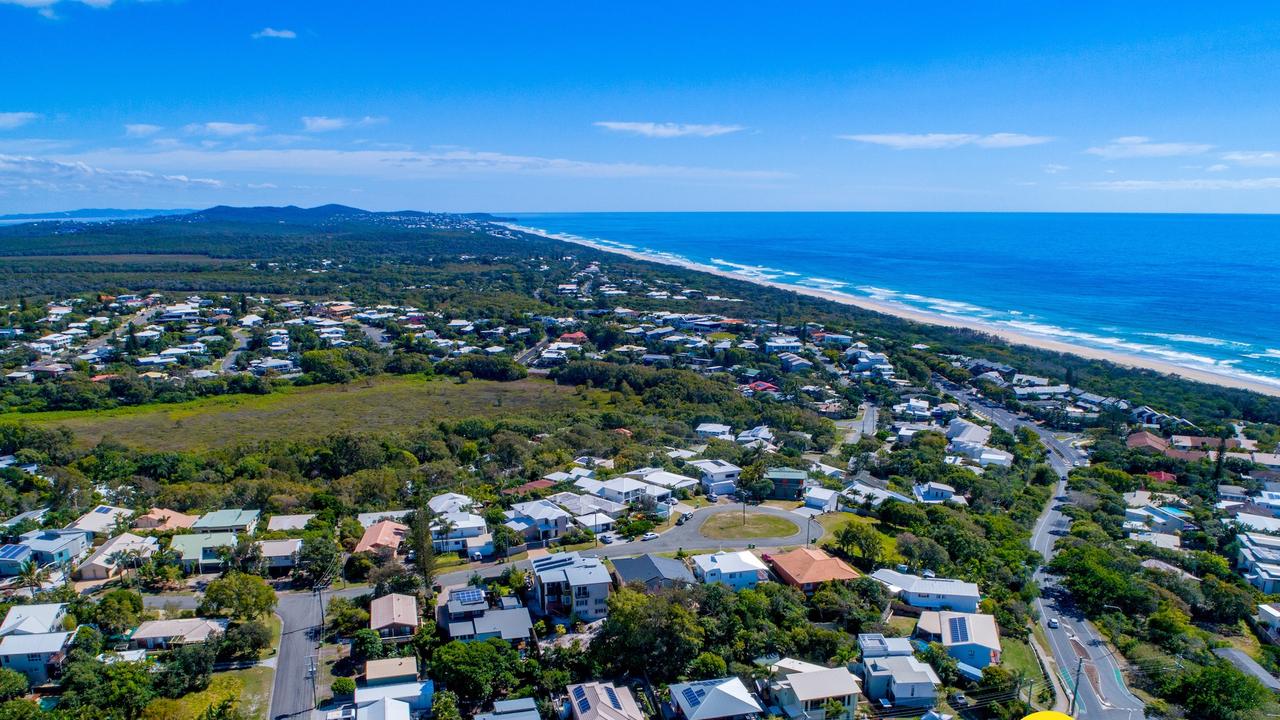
(505, 212, 1280, 389)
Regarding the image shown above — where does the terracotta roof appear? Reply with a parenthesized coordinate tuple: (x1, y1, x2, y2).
(502, 479, 556, 496)
(133, 507, 198, 531)
(354, 520, 408, 554)
(1126, 431, 1168, 452)
(768, 547, 859, 586)
(370, 593, 418, 630)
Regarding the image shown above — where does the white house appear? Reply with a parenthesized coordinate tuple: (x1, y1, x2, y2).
(427, 492, 475, 515)
(858, 633, 940, 709)
(669, 677, 764, 720)
(687, 459, 742, 496)
(624, 468, 698, 493)
(66, 505, 133, 536)
(695, 423, 734, 441)
(916, 611, 1001, 674)
(77, 532, 158, 580)
(870, 569, 981, 613)
(692, 551, 769, 591)
(0, 631, 74, 684)
(432, 511, 493, 557)
(803, 487, 840, 513)
(912, 482, 967, 506)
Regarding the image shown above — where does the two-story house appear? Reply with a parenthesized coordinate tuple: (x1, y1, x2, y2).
(916, 611, 1002, 676)
(870, 569, 981, 612)
(765, 658, 860, 720)
(432, 511, 493, 558)
(687, 459, 742, 496)
(530, 552, 611, 621)
(506, 500, 572, 542)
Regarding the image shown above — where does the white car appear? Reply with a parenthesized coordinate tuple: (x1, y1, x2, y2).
(641, 532, 660, 541)
(1047, 618, 1060, 629)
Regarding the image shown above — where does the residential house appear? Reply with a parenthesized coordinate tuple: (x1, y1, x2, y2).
(611, 553, 696, 591)
(0, 604, 67, 637)
(1257, 603, 1280, 641)
(505, 500, 572, 542)
(0, 545, 34, 576)
(77, 532, 158, 580)
(912, 482, 967, 506)
(695, 423, 734, 441)
(370, 593, 420, 640)
(353, 520, 408, 556)
(356, 510, 412, 528)
(625, 468, 698, 493)
(529, 552, 612, 621)
(842, 481, 914, 508)
(737, 425, 776, 447)
(546, 493, 627, 519)
(365, 657, 419, 686)
(669, 677, 764, 720)
(192, 509, 260, 534)
(768, 548, 859, 594)
(256, 539, 302, 572)
(432, 511, 493, 558)
(265, 514, 316, 532)
(133, 507, 198, 531)
(687, 459, 742, 496)
(590, 478, 670, 506)
(566, 682, 645, 720)
(478, 698, 541, 720)
(692, 551, 769, 591)
(440, 587, 535, 646)
(916, 611, 1002, 676)
(427, 492, 475, 515)
(870, 569, 981, 613)
(130, 618, 228, 649)
(1238, 532, 1280, 593)
(803, 487, 840, 513)
(66, 505, 133, 536)
(169, 532, 238, 573)
(765, 658, 860, 720)
(762, 468, 807, 501)
(858, 633, 940, 709)
(0, 631, 73, 684)
(18, 529, 92, 567)
(353, 680, 434, 716)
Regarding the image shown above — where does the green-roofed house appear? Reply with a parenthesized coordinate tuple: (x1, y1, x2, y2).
(192, 509, 260, 534)
(169, 533, 238, 573)
(763, 468, 809, 501)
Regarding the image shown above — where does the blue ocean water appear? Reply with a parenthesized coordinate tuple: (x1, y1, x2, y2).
(505, 212, 1280, 388)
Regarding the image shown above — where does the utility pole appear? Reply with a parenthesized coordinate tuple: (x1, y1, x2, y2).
(1069, 656, 1084, 717)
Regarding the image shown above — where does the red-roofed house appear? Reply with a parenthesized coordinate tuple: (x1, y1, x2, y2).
(354, 520, 408, 556)
(559, 332, 588, 344)
(1147, 471, 1177, 484)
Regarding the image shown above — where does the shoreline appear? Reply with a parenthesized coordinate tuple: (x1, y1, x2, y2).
(509, 224, 1280, 399)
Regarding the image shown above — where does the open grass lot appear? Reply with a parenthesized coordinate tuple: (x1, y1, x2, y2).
(700, 512, 799, 539)
(9, 375, 582, 451)
(815, 512, 902, 562)
(1001, 637, 1044, 687)
(142, 666, 273, 719)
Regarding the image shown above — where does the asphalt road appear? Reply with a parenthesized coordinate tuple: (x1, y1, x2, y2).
(945, 378, 1145, 719)
(269, 591, 326, 720)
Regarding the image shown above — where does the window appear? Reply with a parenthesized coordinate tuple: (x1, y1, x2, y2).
(26, 654, 42, 662)
(574, 586, 590, 598)
(576, 599, 587, 607)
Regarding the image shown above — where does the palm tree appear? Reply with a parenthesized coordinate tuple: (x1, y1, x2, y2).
(16, 560, 50, 595)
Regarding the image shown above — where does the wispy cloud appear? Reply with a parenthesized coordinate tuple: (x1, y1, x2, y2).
(301, 116, 386, 133)
(1042, 163, 1069, 174)
(1085, 136, 1212, 159)
(838, 132, 1053, 150)
(184, 121, 264, 137)
(251, 27, 296, 40)
(0, 153, 223, 193)
(59, 146, 788, 182)
(2, 0, 115, 19)
(124, 123, 162, 138)
(1086, 177, 1280, 191)
(0, 113, 40, 131)
(594, 121, 745, 138)
(1221, 150, 1280, 167)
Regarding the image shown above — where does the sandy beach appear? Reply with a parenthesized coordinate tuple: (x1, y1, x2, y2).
(512, 226, 1280, 399)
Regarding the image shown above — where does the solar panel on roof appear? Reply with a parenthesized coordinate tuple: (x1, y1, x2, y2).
(94, 506, 112, 514)
(948, 616, 970, 643)
(576, 699, 591, 714)
(682, 688, 702, 707)
(572, 686, 586, 701)
(604, 686, 621, 710)
(453, 588, 485, 604)
(0, 545, 25, 559)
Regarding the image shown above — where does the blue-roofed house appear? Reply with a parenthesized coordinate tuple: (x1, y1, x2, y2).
(18, 529, 92, 567)
(0, 544, 33, 576)
(477, 697, 541, 720)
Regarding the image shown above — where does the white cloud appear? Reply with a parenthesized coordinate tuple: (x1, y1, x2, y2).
(1086, 177, 1280, 191)
(301, 115, 386, 132)
(1206, 164, 1229, 172)
(1085, 136, 1213, 159)
(184, 121, 264, 137)
(838, 132, 1052, 150)
(0, 113, 40, 130)
(124, 123, 162, 138)
(1042, 163, 1069, 174)
(251, 27, 296, 40)
(594, 121, 745, 138)
(57, 146, 788, 182)
(0, 153, 223, 194)
(1221, 151, 1280, 167)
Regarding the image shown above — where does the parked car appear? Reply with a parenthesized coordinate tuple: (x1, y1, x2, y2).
(707, 494, 719, 503)
(641, 532, 659, 541)
(600, 534, 614, 544)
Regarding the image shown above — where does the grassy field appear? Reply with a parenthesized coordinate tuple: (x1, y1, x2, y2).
(815, 512, 902, 562)
(700, 512, 799, 539)
(1002, 637, 1044, 687)
(141, 666, 273, 719)
(8, 375, 582, 451)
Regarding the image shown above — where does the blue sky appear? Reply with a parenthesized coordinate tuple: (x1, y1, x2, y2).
(5, 1, 1280, 212)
